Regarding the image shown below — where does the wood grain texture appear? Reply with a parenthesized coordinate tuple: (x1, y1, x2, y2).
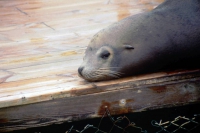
(1, 0, 200, 132)
(0, 0, 164, 109)
(0, 70, 200, 132)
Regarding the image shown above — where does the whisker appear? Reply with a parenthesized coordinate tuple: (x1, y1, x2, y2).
(82, 67, 123, 81)
(96, 68, 123, 77)
(99, 67, 120, 69)
(109, 70, 123, 75)
(86, 72, 91, 80)
(108, 73, 120, 78)
(93, 74, 102, 77)
(96, 69, 123, 75)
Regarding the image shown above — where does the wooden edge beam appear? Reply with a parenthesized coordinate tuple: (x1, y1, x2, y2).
(0, 69, 200, 132)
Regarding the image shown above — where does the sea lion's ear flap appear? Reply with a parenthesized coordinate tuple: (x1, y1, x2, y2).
(124, 45, 134, 50)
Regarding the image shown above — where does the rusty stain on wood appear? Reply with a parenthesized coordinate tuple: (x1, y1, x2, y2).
(98, 99, 134, 116)
(98, 100, 112, 115)
(151, 86, 167, 93)
(0, 118, 8, 124)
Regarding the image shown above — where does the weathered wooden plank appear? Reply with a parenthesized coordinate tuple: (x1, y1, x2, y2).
(0, 50, 83, 69)
(0, 69, 200, 112)
(0, 70, 200, 132)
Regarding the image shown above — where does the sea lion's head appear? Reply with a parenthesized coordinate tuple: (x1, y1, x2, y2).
(78, 24, 136, 81)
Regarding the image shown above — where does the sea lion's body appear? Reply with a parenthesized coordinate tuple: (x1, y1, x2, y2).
(78, 0, 200, 81)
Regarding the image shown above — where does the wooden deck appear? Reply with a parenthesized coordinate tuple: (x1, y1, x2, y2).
(0, 0, 200, 132)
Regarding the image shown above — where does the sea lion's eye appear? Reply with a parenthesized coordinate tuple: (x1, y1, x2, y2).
(101, 50, 110, 59)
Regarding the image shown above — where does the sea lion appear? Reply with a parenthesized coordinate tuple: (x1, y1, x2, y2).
(78, 0, 200, 81)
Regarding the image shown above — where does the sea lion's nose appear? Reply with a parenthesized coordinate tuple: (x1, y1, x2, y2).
(78, 67, 84, 76)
